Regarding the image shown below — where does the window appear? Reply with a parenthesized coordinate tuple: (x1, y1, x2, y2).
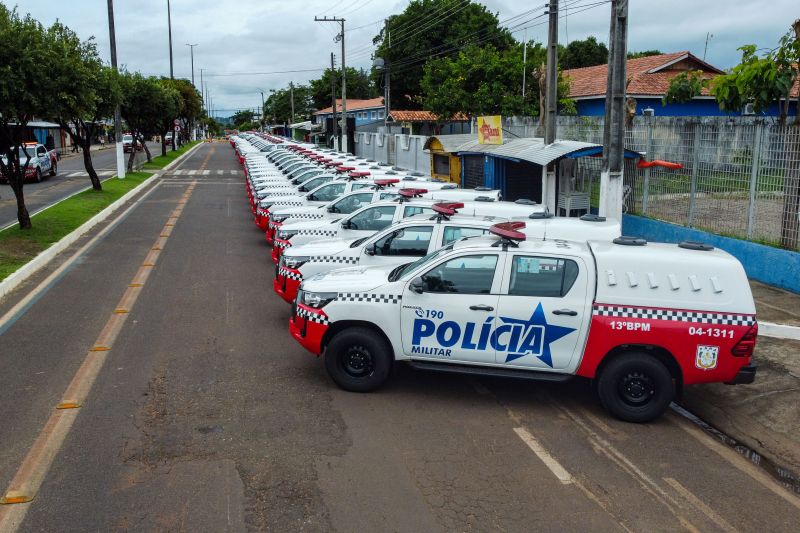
(351, 182, 371, 190)
(379, 192, 399, 200)
(421, 255, 498, 294)
(347, 205, 396, 231)
(331, 193, 373, 214)
(433, 154, 450, 175)
(378, 110, 384, 119)
(402, 206, 434, 217)
(442, 226, 489, 246)
(508, 256, 580, 297)
(371, 111, 377, 119)
(310, 182, 346, 202)
(371, 226, 433, 257)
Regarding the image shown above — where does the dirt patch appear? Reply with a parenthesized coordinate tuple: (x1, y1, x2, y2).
(0, 236, 44, 262)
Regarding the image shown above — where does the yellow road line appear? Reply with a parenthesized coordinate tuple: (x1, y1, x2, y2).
(0, 181, 198, 530)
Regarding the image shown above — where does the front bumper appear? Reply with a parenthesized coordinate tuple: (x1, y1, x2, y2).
(725, 363, 757, 385)
(273, 266, 302, 303)
(271, 239, 292, 264)
(289, 304, 328, 356)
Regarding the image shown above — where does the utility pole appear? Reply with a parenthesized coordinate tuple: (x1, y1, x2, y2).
(599, 0, 628, 220)
(543, 0, 558, 212)
(703, 32, 713, 61)
(315, 16, 347, 152)
(290, 82, 295, 124)
(522, 27, 528, 99)
(385, 21, 391, 128)
(106, 0, 125, 179)
(167, 0, 174, 79)
(331, 52, 338, 149)
(200, 69, 205, 138)
(260, 91, 265, 132)
(186, 43, 197, 85)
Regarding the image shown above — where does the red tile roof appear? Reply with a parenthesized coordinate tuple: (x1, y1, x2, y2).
(389, 110, 469, 122)
(564, 51, 725, 98)
(314, 98, 384, 114)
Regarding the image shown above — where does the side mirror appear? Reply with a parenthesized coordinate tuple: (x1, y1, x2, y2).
(327, 205, 337, 213)
(409, 277, 424, 294)
(364, 243, 376, 256)
(307, 194, 315, 201)
(341, 220, 351, 229)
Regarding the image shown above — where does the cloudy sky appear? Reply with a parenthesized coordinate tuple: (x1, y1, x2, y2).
(7, 0, 796, 117)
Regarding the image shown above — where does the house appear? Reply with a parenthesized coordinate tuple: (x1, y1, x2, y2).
(387, 110, 470, 136)
(313, 98, 386, 129)
(564, 51, 798, 117)
(423, 133, 473, 183)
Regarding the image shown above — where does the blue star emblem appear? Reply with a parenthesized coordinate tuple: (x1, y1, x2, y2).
(500, 303, 576, 367)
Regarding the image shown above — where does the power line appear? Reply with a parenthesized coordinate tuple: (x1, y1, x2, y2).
(204, 67, 327, 77)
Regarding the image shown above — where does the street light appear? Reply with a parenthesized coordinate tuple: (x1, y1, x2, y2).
(186, 43, 198, 86)
(106, 0, 125, 179)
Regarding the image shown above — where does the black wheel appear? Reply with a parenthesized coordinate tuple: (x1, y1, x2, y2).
(34, 168, 42, 183)
(49, 161, 57, 176)
(325, 327, 393, 392)
(597, 352, 674, 423)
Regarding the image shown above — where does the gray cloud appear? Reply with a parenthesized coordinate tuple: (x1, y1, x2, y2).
(8, 0, 797, 116)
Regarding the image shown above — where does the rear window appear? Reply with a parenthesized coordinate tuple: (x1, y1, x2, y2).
(508, 256, 579, 297)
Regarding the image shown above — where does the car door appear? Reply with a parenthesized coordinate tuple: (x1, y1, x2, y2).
(440, 225, 491, 247)
(328, 192, 373, 215)
(362, 224, 435, 267)
(493, 254, 590, 371)
(36, 146, 50, 172)
(400, 253, 503, 364)
(307, 182, 345, 204)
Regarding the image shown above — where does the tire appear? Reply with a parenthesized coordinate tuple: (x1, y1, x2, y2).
(49, 161, 57, 177)
(597, 352, 674, 423)
(34, 168, 42, 183)
(325, 327, 393, 392)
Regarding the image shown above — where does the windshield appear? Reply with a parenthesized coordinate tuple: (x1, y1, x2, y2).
(123, 135, 133, 142)
(388, 244, 454, 281)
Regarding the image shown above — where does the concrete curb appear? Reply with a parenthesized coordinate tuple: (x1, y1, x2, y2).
(759, 321, 800, 341)
(0, 142, 203, 302)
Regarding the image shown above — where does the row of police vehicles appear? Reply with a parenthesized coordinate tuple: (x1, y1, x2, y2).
(231, 132, 758, 423)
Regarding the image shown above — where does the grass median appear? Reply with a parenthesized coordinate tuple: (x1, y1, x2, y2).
(0, 140, 201, 282)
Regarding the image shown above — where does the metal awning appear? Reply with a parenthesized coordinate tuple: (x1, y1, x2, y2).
(423, 133, 476, 153)
(455, 137, 642, 165)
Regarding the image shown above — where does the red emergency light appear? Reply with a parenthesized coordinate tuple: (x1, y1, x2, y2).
(335, 166, 356, 173)
(325, 160, 344, 167)
(348, 171, 371, 178)
(490, 221, 526, 241)
(432, 202, 464, 216)
(398, 188, 428, 197)
(374, 178, 400, 187)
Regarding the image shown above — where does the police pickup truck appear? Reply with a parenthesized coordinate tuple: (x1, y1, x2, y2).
(289, 222, 757, 423)
(0, 142, 58, 183)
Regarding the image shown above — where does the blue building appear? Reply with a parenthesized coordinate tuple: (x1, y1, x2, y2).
(313, 98, 386, 129)
(564, 51, 798, 118)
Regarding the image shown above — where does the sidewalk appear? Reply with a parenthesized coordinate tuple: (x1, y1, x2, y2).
(58, 143, 112, 161)
(680, 280, 800, 472)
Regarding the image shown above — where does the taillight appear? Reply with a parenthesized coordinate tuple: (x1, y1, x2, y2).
(732, 323, 757, 357)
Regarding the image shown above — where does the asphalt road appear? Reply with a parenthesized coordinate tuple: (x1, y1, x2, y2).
(0, 142, 798, 532)
(0, 141, 163, 229)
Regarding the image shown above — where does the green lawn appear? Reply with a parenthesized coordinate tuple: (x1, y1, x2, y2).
(0, 140, 201, 282)
(141, 140, 200, 170)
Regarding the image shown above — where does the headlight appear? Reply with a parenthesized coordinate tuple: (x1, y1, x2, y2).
(271, 213, 289, 223)
(277, 229, 299, 240)
(302, 291, 337, 308)
(259, 201, 274, 208)
(283, 255, 310, 269)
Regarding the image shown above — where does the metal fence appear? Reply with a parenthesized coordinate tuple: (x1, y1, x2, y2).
(529, 116, 800, 252)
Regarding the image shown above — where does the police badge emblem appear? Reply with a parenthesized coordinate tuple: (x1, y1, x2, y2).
(695, 345, 719, 370)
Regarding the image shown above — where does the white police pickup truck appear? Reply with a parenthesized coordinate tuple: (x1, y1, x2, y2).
(275, 207, 621, 304)
(289, 223, 758, 423)
(272, 194, 545, 262)
(0, 142, 58, 183)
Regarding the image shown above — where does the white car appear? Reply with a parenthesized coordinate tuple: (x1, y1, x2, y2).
(289, 224, 758, 423)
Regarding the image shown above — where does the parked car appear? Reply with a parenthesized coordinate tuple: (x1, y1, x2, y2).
(0, 143, 57, 183)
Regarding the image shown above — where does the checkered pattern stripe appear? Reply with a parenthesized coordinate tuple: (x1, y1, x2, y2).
(278, 267, 302, 281)
(298, 229, 338, 237)
(296, 306, 329, 325)
(337, 292, 402, 304)
(593, 305, 756, 326)
(311, 256, 359, 264)
(274, 240, 291, 249)
(291, 213, 325, 220)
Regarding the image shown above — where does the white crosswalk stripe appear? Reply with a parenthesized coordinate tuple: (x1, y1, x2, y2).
(188, 170, 198, 175)
(174, 169, 185, 175)
(66, 171, 83, 177)
(98, 171, 114, 176)
(229, 170, 239, 175)
(202, 170, 211, 175)
(217, 170, 223, 175)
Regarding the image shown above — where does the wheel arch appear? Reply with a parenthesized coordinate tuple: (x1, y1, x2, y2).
(595, 344, 683, 387)
(322, 320, 395, 359)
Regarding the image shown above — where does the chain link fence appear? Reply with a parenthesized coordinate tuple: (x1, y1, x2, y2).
(501, 116, 800, 251)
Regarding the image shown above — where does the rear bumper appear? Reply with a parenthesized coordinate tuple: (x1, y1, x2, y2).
(725, 364, 757, 385)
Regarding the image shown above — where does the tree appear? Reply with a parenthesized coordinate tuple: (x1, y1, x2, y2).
(627, 50, 663, 59)
(231, 110, 255, 129)
(265, 85, 313, 124)
(710, 23, 800, 249)
(155, 79, 184, 157)
(44, 22, 120, 191)
(0, 6, 53, 229)
(421, 42, 574, 124)
(373, 0, 514, 109)
(559, 36, 608, 69)
(662, 70, 706, 105)
(162, 78, 202, 146)
(120, 74, 181, 168)
(308, 67, 378, 110)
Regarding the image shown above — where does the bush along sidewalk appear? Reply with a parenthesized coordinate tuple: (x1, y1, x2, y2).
(0, 141, 200, 282)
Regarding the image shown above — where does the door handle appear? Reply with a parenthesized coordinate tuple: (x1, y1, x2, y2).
(552, 309, 578, 316)
(469, 304, 494, 311)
